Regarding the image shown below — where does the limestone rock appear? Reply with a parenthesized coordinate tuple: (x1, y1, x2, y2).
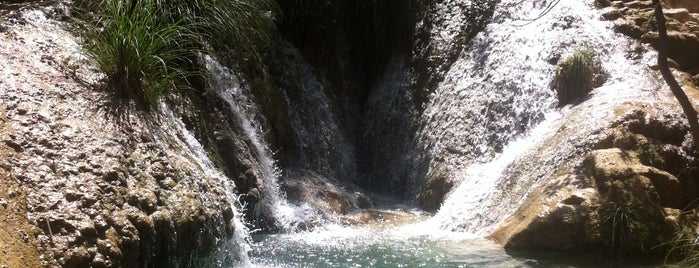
(417, 163, 454, 212)
(281, 170, 374, 230)
(585, 148, 684, 208)
(491, 175, 601, 252)
(663, 0, 699, 13)
(642, 31, 699, 72)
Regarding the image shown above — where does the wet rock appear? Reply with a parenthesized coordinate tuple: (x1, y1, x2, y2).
(596, 0, 613, 8)
(642, 31, 699, 72)
(76, 221, 97, 242)
(664, 0, 699, 13)
(282, 170, 372, 221)
(417, 163, 454, 212)
(494, 106, 697, 257)
(492, 172, 601, 251)
(602, 8, 623, 20)
(613, 21, 645, 39)
(62, 247, 91, 268)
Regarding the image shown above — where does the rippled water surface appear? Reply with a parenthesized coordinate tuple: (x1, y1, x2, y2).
(243, 217, 658, 268)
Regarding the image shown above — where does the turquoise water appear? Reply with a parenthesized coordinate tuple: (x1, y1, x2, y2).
(249, 232, 520, 267)
(249, 222, 513, 267)
(242, 218, 657, 268)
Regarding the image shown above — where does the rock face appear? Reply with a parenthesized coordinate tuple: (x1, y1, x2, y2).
(0, 108, 41, 268)
(664, 0, 699, 13)
(0, 7, 254, 267)
(494, 109, 696, 257)
(416, 164, 453, 212)
(361, 0, 499, 202)
(602, 0, 699, 74)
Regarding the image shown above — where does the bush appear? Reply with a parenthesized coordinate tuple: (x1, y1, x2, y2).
(80, 0, 198, 108)
(553, 48, 598, 106)
(75, 0, 275, 109)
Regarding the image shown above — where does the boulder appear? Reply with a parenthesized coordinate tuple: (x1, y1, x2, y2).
(417, 164, 454, 212)
(663, 0, 699, 13)
(663, 8, 694, 23)
(586, 148, 684, 208)
(642, 31, 699, 72)
(491, 175, 601, 252)
(282, 170, 373, 227)
(494, 147, 685, 255)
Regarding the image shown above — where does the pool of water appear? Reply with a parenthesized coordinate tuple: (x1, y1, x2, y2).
(249, 223, 517, 267)
(240, 214, 659, 268)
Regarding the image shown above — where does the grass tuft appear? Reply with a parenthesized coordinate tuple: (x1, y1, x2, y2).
(74, 0, 275, 109)
(553, 48, 598, 106)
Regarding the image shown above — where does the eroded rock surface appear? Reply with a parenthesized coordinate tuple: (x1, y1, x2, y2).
(0, 7, 238, 267)
(494, 108, 696, 257)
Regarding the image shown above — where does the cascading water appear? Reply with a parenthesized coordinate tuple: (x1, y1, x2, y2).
(431, 112, 562, 235)
(204, 56, 322, 232)
(151, 104, 254, 264)
(422, 0, 660, 234)
(203, 0, 667, 266)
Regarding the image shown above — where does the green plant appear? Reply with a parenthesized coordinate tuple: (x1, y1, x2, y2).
(641, 12, 658, 32)
(667, 230, 699, 266)
(79, 0, 199, 108)
(602, 206, 633, 259)
(553, 48, 597, 105)
(75, 0, 276, 108)
(156, 0, 276, 54)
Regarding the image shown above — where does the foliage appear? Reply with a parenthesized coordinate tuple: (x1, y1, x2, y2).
(662, 210, 699, 266)
(79, 0, 198, 108)
(599, 201, 669, 262)
(665, 225, 699, 266)
(641, 12, 658, 32)
(601, 206, 634, 259)
(155, 0, 276, 54)
(553, 48, 598, 105)
(74, 0, 276, 109)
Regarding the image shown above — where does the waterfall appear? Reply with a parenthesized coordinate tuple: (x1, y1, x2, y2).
(432, 111, 561, 235)
(424, 0, 659, 234)
(204, 56, 321, 232)
(152, 104, 254, 264)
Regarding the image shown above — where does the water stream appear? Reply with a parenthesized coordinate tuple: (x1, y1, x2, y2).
(205, 56, 323, 232)
(205, 0, 666, 266)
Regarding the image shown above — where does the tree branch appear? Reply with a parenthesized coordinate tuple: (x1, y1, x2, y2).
(652, 0, 699, 153)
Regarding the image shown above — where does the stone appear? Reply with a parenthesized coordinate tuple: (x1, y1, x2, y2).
(663, 8, 693, 23)
(642, 168, 683, 208)
(596, 0, 613, 8)
(61, 247, 91, 268)
(663, 0, 699, 13)
(642, 31, 699, 71)
(625, 0, 654, 9)
(602, 7, 623, 20)
(614, 21, 645, 39)
(417, 163, 454, 212)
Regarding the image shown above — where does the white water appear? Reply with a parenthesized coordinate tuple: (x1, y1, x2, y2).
(153, 103, 254, 264)
(432, 111, 562, 235)
(204, 56, 322, 232)
(420, 0, 660, 235)
(195, 0, 666, 266)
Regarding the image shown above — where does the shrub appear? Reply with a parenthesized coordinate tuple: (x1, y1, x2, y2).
(156, 0, 276, 54)
(77, 0, 199, 108)
(553, 48, 598, 105)
(601, 206, 634, 259)
(665, 225, 699, 266)
(75, 0, 275, 109)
